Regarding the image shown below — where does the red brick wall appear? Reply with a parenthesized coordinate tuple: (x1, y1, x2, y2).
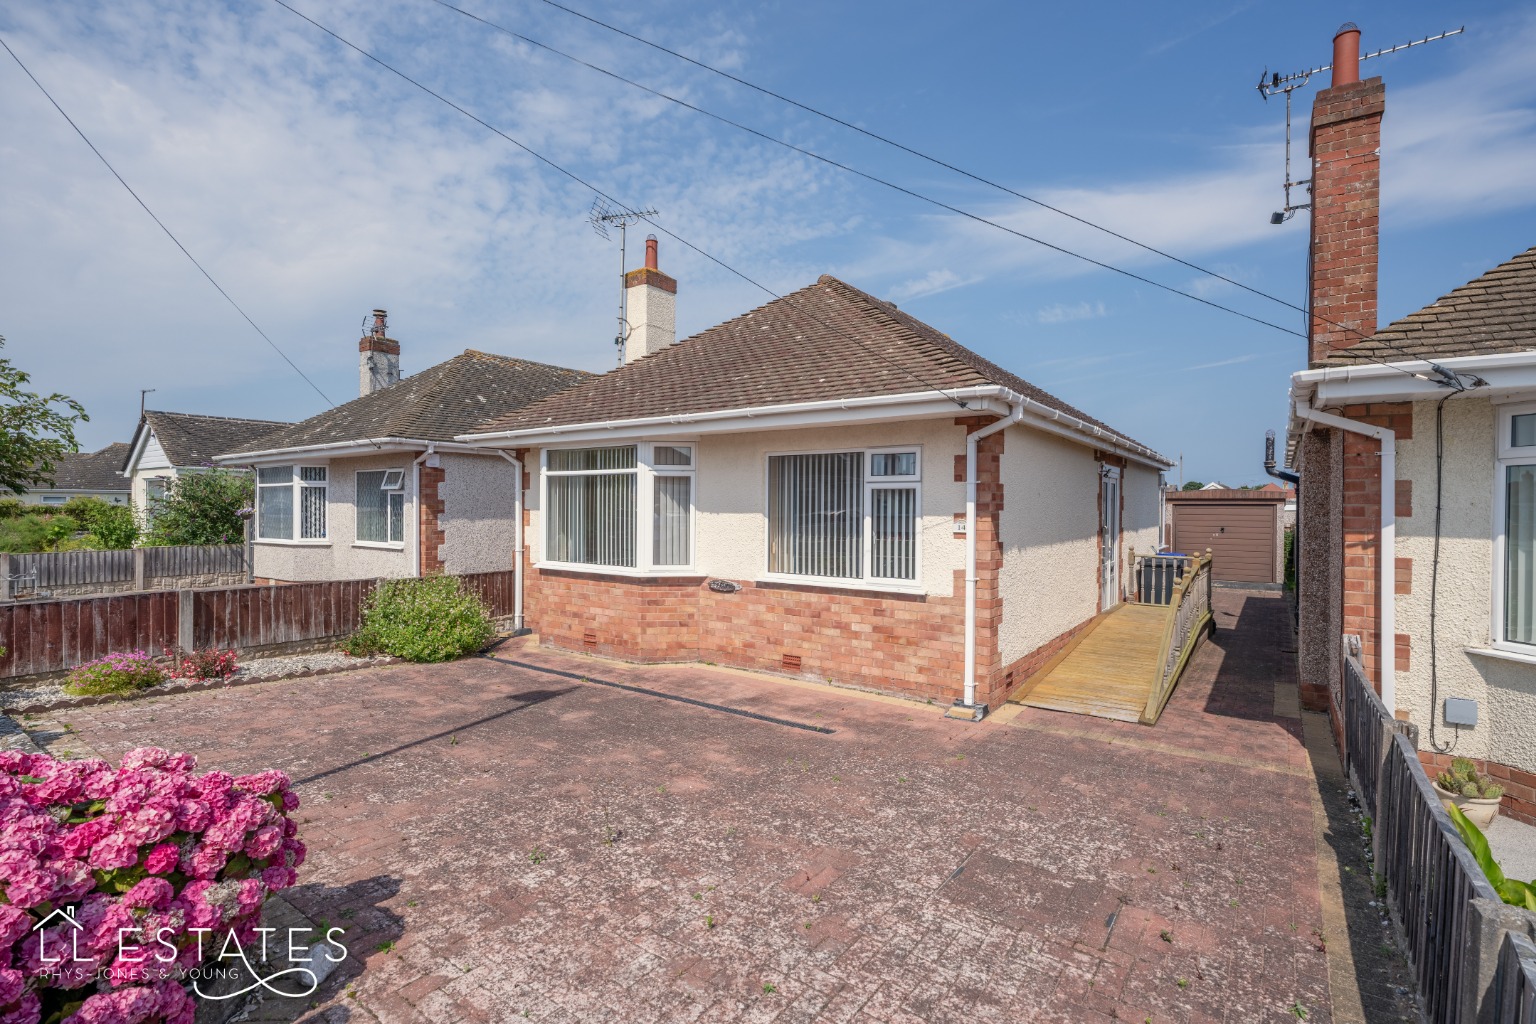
(1419, 751, 1536, 827)
(418, 465, 446, 576)
(1308, 78, 1384, 366)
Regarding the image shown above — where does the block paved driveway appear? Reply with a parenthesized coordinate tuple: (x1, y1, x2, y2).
(50, 589, 1333, 1023)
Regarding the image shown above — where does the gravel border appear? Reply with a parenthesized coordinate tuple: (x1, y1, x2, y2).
(0, 651, 397, 716)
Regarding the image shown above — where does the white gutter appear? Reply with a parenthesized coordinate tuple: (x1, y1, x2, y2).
(958, 403, 1027, 717)
(410, 446, 436, 578)
(493, 450, 525, 631)
(1292, 396, 1396, 710)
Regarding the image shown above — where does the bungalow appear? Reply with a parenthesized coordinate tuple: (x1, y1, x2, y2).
(1285, 25, 1536, 821)
(19, 443, 132, 506)
(217, 311, 587, 584)
(461, 238, 1172, 715)
(122, 411, 292, 516)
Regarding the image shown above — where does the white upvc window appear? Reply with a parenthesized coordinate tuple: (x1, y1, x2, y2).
(1494, 404, 1536, 647)
(256, 465, 328, 542)
(542, 443, 695, 572)
(355, 469, 406, 546)
(765, 447, 921, 586)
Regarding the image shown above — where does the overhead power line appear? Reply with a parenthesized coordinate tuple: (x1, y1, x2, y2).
(266, 0, 971, 408)
(0, 34, 336, 407)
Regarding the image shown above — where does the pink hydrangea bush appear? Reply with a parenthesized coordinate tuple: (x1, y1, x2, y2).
(63, 654, 165, 698)
(0, 747, 304, 1024)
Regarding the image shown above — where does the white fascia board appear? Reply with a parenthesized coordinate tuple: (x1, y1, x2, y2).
(120, 424, 152, 479)
(455, 389, 1013, 446)
(211, 438, 496, 465)
(1292, 351, 1536, 406)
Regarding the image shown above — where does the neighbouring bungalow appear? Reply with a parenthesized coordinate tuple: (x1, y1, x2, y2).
(216, 310, 587, 584)
(460, 237, 1172, 714)
(1284, 25, 1536, 821)
(122, 411, 293, 516)
(18, 443, 132, 506)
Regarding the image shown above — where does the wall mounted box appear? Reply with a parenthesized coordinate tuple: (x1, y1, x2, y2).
(1444, 697, 1479, 727)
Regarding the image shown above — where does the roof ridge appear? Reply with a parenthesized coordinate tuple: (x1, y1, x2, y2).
(144, 410, 292, 426)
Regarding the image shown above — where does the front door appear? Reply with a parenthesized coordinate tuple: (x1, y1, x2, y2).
(1101, 467, 1122, 609)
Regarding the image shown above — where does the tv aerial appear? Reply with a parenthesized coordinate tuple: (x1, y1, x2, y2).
(1255, 24, 1463, 224)
(589, 197, 659, 367)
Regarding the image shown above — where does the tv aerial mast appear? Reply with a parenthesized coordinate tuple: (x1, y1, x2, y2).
(588, 198, 659, 366)
(1255, 25, 1463, 224)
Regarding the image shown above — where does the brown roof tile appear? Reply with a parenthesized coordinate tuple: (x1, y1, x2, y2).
(476, 276, 1155, 453)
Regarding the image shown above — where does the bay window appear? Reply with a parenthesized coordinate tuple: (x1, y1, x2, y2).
(544, 444, 693, 570)
(1497, 406, 1536, 646)
(256, 465, 327, 542)
(767, 447, 919, 584)
(356, 469, 406, 545)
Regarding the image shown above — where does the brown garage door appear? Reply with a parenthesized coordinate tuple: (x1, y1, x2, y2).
(1171, 503, 1277, 583)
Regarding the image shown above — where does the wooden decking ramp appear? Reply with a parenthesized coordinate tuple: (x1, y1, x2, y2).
(1009, 552, 1215, 725)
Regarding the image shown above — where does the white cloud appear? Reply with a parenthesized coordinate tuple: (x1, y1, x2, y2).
(1036, 300, 1108, 325)
(887, 268, 976, 302)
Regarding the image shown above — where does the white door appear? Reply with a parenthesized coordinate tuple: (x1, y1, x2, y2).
(1101, 467, 1122, 608)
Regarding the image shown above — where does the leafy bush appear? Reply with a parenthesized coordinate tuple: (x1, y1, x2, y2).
(0, 746, 304, 1023)
(0, 499, 25, 519)
(344, 576, 495, 662)
(162, 648, 239, 681)
(64, 651, 167, 697)
(144, 472, 252, 547)
(0, 515, 51, 554)
(1448, 803, 1535, 910)
(1435, 757, 1505, 801)
(61, 498, 138, 550)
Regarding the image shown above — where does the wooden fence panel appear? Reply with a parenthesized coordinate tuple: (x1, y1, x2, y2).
(0, 592, 179, 677)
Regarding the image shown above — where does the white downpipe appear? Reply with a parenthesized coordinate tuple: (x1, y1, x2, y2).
(410, 446, 435, 578)
(493, 450, 525, 631)
(1292, 398, 1396, 710)
(962, 404, 1026, 709)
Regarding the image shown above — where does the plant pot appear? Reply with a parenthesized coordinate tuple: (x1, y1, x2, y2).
(1433, 782, 1503, 829)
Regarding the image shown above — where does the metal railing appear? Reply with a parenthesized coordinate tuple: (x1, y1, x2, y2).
(1341, 644, 1536, 1023)
(1138, 551, 1213, 725)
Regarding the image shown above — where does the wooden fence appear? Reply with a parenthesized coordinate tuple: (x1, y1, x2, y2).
(1341, 643, 1536, 1022)
(2, 545, 247, 598)
(0, 570, 517, 680)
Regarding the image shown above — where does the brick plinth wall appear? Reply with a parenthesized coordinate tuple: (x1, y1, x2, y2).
(1419, 751, 1536, 827)
(418, 465, 447, 576)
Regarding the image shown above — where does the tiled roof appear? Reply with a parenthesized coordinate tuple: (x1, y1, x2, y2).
(39, 443, 132, 491)
(137, 412, 294, 468)
(475, 276, 1155, 453)
(224, 350, 589, 456)
(1323, 246, 1536, 365)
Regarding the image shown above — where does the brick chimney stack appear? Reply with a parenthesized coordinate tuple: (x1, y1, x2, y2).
(359, 308, 401, 397)
(623, 236, 677, 364)
(1307, 23, 1384, 366)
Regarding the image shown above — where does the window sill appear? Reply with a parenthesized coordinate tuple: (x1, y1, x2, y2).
(352, 542, 406, 551)
(534, 561, 703, 579)
(1466, 645, 1536, 667)
(253, 539, 331, 547)
(755, 574, 926, 597)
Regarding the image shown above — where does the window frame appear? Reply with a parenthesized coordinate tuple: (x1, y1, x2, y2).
(538, 442, 696, 575)
(1492, 402, 1536, 650)
(353, 468, 407, 549)
(254, 463, 330, 545)
(760, 444, 923, 592)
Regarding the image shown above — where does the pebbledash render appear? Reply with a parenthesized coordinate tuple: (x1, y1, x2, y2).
(216, 310, 587, 584)
(1286, 25, 1536, 821)
(461, 237, 1171, 714)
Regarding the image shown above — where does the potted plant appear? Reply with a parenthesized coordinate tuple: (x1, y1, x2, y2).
(1432, 758, 1505, 828)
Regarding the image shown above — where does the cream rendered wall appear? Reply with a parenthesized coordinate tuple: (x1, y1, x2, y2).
(1123, 463, 1162, 562)
(438, 453, 518, 575)
(526, 418, 968, 594)
(997, 425, 1102, 665)
(1393, 395, 1536, 774)
(252, 453, 416, 582)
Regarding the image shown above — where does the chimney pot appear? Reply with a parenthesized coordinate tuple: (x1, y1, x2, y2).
(645, 235, 658, 271)
(359, 308, 401, 396)
(1332, 23, 1361, 87)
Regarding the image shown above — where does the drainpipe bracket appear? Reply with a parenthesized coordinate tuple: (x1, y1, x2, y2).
(944, 700, 988, 722)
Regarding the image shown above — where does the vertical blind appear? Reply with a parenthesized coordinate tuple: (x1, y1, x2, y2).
(299, 467, 327, 540)
(1507, 464, 1536, 644)
(257, 467, 293, 540)
(653, 476, 691, 566)
(768, 452, 865, 579)
(547, 446, 638, 567)
(356, 470, 404, 544)
(870, 487, 916, 580)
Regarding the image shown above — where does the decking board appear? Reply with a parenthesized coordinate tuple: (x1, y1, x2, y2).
(1008, 603, 1172, 723)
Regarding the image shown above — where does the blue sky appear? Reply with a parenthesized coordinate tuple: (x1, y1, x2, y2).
(2, 0, 1532, 483)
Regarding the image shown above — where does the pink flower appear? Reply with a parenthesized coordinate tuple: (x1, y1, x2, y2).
(260, 866, 295, 891)
(0, 992, 38, 1024)
(244, 825, 282, 860)
(233, 771, 290, 797)
(3, 867, 57, 909)
(87, 833, 139, 872)
(123, 877, 173, 910)
(0, 967, 22, 1006)
(0, 905, 32, 948)
(143, 844, 179, 876)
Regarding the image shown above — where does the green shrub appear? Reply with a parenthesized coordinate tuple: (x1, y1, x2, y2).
(87, 503, 138, 549)
(344, 576, 495, 663)
(0, 515, 51, 553)
(144, 471, 252, 546)
(63, 650, 167, 696)
(0, 499, 26, 519)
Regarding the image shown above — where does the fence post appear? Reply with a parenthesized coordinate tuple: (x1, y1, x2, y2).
(133, 549, 145, 592)
(176, 589, 195, 653)
(1463, 898, 1536, 1024)
(0, 553, 9, 602)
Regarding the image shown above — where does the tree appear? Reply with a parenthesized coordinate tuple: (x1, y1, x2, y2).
(0, 336, 87, 495)
(144, 471, 253, 546)
(1181, 481, 1205, 491)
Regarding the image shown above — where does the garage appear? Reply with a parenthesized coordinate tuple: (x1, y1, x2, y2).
(1166, 489, 1288, 585)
